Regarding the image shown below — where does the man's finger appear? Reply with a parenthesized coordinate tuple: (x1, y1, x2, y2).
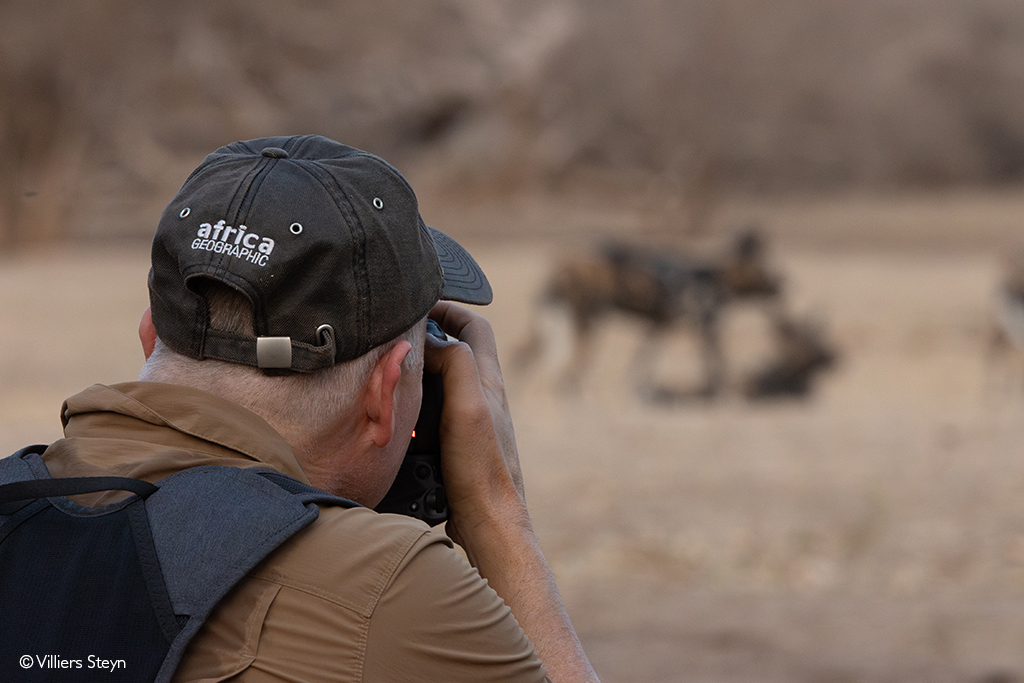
(423, 333, 487, 411)
(429, 302, 502, 379)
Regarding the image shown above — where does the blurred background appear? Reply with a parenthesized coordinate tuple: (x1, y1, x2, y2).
(5, 1, 1024, 681)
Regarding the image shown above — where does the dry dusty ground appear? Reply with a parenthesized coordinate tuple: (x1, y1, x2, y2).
(4, 191, 1024, 683)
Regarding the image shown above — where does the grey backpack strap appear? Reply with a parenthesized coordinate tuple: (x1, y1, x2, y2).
(0, 445, 46, 485)
(0, 445, 61, 523)
(253, 469, 357, 506)
(0, 448, 358, 683)
(147, 465, 358, 683)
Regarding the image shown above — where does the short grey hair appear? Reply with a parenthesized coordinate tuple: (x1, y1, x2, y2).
(140, 279, 426, 439)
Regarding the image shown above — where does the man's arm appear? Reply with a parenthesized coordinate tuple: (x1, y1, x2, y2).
(426, 302, 600, 683)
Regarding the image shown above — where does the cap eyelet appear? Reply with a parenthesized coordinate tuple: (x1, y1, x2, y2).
(179, 207, 191, 218)
(317, 324, 336, 358)
(373, 197, 384, 210)
(289, 223, 303, 235)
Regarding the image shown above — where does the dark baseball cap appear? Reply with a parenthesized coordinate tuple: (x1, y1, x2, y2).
(148, 134, 492, 372)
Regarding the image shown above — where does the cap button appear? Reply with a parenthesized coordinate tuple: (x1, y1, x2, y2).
(261, 147, 289, 159)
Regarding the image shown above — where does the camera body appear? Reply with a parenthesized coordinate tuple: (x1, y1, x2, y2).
(374, 320, 447, 525)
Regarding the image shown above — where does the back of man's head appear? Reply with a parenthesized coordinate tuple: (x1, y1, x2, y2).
(139, 278, 425, 444)
(141, 134, 490, 445)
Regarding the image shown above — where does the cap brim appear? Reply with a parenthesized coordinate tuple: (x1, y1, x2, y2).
(427, 226, 493, 306)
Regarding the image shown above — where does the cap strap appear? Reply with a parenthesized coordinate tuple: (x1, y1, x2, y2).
(202, 330, 336, 373)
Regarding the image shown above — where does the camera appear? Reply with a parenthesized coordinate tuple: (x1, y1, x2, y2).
(374, 319, 447, 525)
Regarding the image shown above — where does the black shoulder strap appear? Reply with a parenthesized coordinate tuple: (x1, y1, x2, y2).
(0, 476, 157, 514)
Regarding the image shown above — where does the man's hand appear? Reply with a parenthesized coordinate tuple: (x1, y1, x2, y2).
(425, 302, 600, 683)
(424, 301, 529, 553)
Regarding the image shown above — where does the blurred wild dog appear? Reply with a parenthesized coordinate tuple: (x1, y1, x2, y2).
(513, 228, 784, 400)
(986, 251, 1024, 394)
(743, 314, 838, 399)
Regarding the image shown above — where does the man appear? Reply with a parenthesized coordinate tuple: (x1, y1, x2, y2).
(28, 136, 599, 681)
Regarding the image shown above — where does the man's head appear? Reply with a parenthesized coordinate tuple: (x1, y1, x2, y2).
(140, 135, 492, 503)
(148, 134, 490, 372)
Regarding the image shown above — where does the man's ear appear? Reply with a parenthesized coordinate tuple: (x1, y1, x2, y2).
(139, 307, 157, 360)
(364, 341, 413, 448)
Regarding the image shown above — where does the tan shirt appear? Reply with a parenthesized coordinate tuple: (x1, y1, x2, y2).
(40, 382, 549, 682)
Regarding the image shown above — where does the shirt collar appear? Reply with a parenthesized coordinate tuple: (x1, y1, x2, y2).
(60, 382, 310, 483)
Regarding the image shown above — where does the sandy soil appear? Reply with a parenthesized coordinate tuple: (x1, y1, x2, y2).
(3, 191, 1024, 683)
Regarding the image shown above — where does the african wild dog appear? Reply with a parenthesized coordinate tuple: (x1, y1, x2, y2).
(742, 313, 838, 399)
(513, 228, 785, 401)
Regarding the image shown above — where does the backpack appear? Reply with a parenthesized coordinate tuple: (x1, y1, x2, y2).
(0, 445, 358, 682)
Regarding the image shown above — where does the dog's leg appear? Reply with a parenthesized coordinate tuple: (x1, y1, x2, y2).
(557, 310, 594, 394)
(630, 323, 668, 401)
(509, 302, 547, 373)
(697, 314, 725, 399)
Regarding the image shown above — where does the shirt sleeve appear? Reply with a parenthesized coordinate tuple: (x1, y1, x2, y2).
(362, 532, 551, 683)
